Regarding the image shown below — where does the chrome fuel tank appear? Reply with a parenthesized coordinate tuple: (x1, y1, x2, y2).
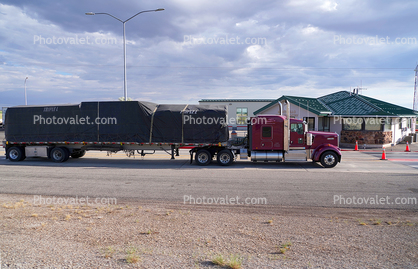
(251, 151, 283, 162)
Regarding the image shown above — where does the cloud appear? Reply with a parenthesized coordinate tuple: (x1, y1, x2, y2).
(0, 1, 417, 109)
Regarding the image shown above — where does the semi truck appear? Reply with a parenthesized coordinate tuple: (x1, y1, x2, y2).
(2, 100, 341, 168)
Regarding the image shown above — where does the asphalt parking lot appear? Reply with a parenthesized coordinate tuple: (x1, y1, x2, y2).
(363, 151, 418, 169)
(0, 147, 417, 209)
(1, 129, 417, 210)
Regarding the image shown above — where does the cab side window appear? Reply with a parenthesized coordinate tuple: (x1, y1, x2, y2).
(291, 123, 304, 135)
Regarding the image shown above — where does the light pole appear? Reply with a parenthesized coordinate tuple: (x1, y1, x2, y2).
(24, 77, 28, 105)
(85, 9, 164, 101)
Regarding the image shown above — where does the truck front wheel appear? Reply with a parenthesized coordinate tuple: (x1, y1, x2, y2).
(195, 149, 211, 166)
(217, 149, 234, 166)
(7, 146, 25, 162)
(320, 151, 338, 168)
(50, 147, 69, 163)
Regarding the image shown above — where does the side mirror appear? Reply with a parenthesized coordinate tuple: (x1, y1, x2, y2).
(306, 133, 313, 146)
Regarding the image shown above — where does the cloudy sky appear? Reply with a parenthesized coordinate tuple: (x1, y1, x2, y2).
(1, 0, 418, 109)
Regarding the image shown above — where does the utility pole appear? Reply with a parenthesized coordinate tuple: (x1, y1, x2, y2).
(24, 77, 28, 105)
(414, 65, 418, 111)
(413, 65, 418, 133)
(86, 9, 164, 101)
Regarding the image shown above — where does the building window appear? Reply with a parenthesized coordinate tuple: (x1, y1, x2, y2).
(384, 118, 392, 131)
(342, 118, 363, 131)
(343, 117, 387, 131)
(318, 117, 330, 132)
(399, 118, 403, 129)
(407, 118, 412, 129)
(236, 107, 248, 125)
(364, 118, 382, 131)
(262, 126, 271, 138)
(303, 117, 315, 131)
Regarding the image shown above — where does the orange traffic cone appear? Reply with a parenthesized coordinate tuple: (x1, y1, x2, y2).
(405, 141, 410, 152)
(381, 147, 387, 160)
(354, 140, 359, 151)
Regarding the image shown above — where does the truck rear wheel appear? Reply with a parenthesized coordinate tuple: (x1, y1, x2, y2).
(195, 149, 211, 166)
(71, 150, 86, 158)
(217, 149, 234, 166)
(320, 151, 338, 168)
(7, 146, 25, 162)
(51, 147, 69, 163)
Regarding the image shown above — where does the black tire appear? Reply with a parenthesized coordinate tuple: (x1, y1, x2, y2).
(7, 146, 25, 162)
(50, 147, 69, 163)
(195, 149, 211, 166)
(71, 150, 86, 158)
(320, 151, 338, 168)
(217, 149, 234, 166)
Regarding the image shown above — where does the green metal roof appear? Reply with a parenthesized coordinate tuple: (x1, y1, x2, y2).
(318, 91, 390, 116)
(199, 99, 275, 103)
(254, 95, 332, 115)
(254, 91, 418, 117)
(358, 95, 418, 117)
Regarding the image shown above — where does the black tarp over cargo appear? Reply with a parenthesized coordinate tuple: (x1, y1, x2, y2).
(5, 101, 228, 143)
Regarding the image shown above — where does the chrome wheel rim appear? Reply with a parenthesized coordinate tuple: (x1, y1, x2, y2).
(53, 150, 63, 160)
(9, 149, 19, 160)
(198, 153, 209, 163)
(324, 154, 335, 166)
(219, 153, 231, 164)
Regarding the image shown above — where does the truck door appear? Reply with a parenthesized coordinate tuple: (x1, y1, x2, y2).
(290, 122, 304, 148)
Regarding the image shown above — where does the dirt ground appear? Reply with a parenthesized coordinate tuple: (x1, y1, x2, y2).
(1, 194, 417, 268)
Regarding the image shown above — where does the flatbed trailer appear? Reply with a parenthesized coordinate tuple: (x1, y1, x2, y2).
(2, 100, 342, 168)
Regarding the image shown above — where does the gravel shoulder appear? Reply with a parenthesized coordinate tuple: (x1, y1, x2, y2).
(1, 194, 417, 268)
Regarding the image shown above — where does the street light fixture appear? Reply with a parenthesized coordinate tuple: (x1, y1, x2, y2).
(24, 77, 28, 105)
(85, 8, 164, 101)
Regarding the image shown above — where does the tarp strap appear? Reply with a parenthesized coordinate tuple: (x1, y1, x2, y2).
(149, 106, 158, 143)
(181, 104, 189, 144)
(97, 102, 100, 142)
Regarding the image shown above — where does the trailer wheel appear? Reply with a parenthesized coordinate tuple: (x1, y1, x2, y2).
(195, 149, 211, 166)
(320, 151, 338, 168)
(217, 149, 234, 166)
(7, 146, 25, 162)
(51, 147, 69, 163)
(71, 150, 86, 158)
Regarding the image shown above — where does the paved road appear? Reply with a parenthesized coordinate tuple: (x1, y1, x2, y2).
(363, 151, 418, 170)
(0, 147, 417, 210)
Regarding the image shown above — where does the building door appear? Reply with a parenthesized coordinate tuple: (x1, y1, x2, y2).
(318, 117, 330, 132)
(303, 117, 315, 131)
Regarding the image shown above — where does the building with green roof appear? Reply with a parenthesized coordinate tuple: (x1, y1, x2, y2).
(200, 91, 417, 145)
(255, 91, 417, 145)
